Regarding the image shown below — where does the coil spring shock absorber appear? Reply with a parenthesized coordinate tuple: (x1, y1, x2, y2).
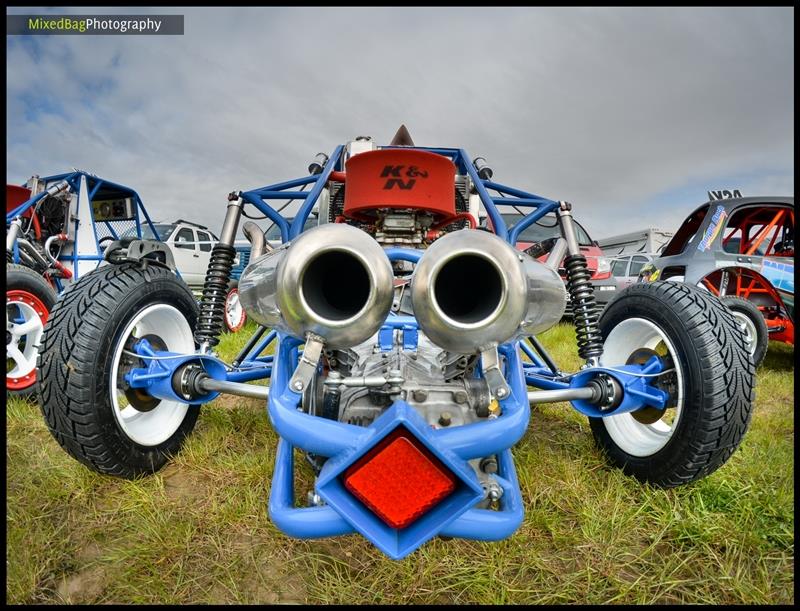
(564, 253, 603, 361)
(194, 193, 244, 349)
(556, 201, 603, 363)
(194, 243, 237, 348)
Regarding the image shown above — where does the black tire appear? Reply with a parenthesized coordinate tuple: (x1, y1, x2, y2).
(720, 295, 769, 367)
(589, 281, 755, 487)
(37, 262, 200, 478)
(6, 263, 58, 398)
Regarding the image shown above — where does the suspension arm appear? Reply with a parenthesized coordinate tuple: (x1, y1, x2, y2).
(527, 386, 598, 404)
(196, 375, 270, 400)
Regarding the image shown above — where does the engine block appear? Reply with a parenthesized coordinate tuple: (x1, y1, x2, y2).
(312, 332, 491, 430)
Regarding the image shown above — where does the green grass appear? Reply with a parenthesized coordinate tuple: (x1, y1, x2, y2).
(6, 322, 794, 604)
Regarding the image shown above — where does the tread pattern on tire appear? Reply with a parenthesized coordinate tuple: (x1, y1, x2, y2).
(37, 262, 200, 478)
(719, 295, 769, 368)
(589, 281, 756, 487)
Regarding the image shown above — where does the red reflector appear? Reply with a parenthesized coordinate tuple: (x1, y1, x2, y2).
(343, 429, 457, 529)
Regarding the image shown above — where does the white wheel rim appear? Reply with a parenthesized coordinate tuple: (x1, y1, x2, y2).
(6, 300, 45, 379)
(225, 289, 245, 330)
(730, 311, 757, 355)
(600, 317, 685, 457)
(109, 304, 194, 446)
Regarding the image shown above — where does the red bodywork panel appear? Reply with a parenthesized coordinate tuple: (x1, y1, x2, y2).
(343, 149, 457, 222)
(7, 184, 32, 213)
(7, 183, 41, 239)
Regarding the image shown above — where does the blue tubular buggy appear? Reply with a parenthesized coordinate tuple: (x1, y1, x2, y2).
(6, 171, 167, 396)
(36, 129, 755, 560)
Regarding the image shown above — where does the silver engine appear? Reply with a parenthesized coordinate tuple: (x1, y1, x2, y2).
(312, 333, 490, 430)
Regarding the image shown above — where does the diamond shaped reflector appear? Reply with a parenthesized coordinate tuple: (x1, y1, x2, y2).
(343, 427, 457, 529)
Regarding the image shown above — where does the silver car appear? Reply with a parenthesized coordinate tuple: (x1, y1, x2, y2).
(609, 253, 655, 292)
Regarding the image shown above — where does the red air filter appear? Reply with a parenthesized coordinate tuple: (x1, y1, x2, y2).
(343, 428, 457, 529)
(342, 149, 456, 221)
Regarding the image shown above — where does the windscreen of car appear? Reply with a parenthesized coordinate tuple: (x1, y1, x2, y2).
(174, 228, 195, 250)
(197, 230, 213, 252)
(610, 258, 629, 277)
(501, 213, 592, 246)
(628, 256, 649, 276)
(121, 224, 177, 241)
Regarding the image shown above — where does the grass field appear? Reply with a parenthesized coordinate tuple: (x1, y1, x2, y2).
(6, 323, 794, 604)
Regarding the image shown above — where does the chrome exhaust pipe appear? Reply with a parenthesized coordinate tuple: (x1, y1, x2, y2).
(242, 220, 270, 259)
(410, 230, 567, 354)
(238, 223, 394, 349)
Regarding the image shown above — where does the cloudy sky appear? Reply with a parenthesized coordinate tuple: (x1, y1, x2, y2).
(6, 6, 794, 240)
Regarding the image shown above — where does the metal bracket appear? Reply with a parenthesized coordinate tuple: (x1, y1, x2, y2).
(378, 326, 394, 352)
(392, 280, 407, 313)
(480, 346, 511, 400)
(289, 333, 325, 393)
(402, 324, 418, 350)
(103, 238, 176, 271)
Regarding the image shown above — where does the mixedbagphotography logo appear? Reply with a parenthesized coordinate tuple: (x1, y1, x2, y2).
(7, 14, 184, 35)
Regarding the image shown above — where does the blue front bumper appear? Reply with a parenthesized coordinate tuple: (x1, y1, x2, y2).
(266, 335, 528, 560)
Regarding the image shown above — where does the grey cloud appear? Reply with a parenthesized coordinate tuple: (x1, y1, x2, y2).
(6, 7, 793, 239)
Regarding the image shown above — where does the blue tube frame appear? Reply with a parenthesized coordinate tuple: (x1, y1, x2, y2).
(118, 140, 671, 557)
(6, 170, 161, 288)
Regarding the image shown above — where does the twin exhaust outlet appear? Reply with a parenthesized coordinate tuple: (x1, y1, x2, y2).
(238, 223, 566, 354)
